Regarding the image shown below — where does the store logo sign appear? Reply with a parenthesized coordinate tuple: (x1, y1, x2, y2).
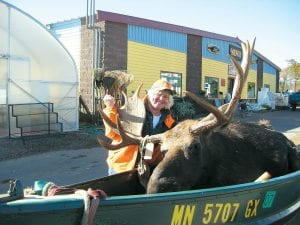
(229, 44, 242, 61)
(207, 44, 220, 54)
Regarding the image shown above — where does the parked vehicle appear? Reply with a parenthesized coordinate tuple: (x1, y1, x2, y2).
(288, 91, 300, 110)
(1, 170, 300, 225)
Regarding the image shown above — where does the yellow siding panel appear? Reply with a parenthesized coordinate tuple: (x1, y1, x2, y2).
(202, 58, 229, 96)
(202, 58, 257, 99)
(263, 73, 276, 92)
(127, 41, 186, 96)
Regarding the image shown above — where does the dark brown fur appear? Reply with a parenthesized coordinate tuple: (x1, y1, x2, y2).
(147, 120, 300, 193)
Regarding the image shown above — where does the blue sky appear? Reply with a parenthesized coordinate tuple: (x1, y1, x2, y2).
(6, 0, 300, 70)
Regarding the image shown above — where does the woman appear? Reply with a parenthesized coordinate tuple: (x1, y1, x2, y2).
(102, 79, 176, 175)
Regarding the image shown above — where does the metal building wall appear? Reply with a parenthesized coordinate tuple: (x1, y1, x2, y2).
(128, 25, 187, 53)
(48, 19, 81, 78)
(127, 24, 187, 95)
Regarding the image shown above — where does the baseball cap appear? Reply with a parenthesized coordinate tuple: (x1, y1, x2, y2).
(149, 79, 175, 95)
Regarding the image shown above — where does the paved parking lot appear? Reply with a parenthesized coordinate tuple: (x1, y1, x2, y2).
(0, 147, 108, 193)
(234, 109, 300, 145)
(1, 109, 300, 192)
(0, 109, 299, 224)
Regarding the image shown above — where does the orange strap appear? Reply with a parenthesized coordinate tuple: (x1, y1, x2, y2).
(164, 114, 176, 128)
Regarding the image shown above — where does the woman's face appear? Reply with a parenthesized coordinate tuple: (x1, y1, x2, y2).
(148, 90, 170, 111)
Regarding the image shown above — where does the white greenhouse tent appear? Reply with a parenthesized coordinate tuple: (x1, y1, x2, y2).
(0, 0, 79, 137)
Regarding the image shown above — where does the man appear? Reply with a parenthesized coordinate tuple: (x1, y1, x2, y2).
(102, 79, 176, 175)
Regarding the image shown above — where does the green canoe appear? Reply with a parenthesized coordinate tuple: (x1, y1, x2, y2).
(0, 170, 299, 225)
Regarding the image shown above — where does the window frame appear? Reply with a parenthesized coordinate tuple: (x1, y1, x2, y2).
(160, 71, 182, 97)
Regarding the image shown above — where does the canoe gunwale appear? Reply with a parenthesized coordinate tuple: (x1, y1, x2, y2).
(101, 170, 300, 203)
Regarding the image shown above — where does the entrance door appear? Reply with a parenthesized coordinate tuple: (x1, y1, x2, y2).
(0, 55, 8, 136)
(228, 78, 235, 95)
(0, 4, 9, 136)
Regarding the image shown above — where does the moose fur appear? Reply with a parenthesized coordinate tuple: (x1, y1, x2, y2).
(146, 119, 300, 193)
(98, 39, 300, 194)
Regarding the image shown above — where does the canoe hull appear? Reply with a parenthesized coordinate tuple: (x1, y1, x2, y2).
(1, 170, 299, 225)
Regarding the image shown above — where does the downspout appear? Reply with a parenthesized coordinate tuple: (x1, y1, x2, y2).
(86, 0, 96, 123)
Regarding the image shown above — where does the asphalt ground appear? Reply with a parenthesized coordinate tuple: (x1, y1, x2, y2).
(1, 109, 299, 193)
(0, 108, 299, 224)
(233, 109, 300, 145)
(0, 147, 108, 193)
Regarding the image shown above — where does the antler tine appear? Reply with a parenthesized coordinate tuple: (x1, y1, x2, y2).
(119, 91, 128, 110)
(98, 107, 119, 134)
(185, 91, 229, 134)
(98, 112, 143, 150)
(224, 38, 256, 118)
(97, 134, 115, 150)
(186, 38, 255, 135)
(185, 91, 229, 123)
(132, 83, 143, 98)
(119, 83, 143, 111)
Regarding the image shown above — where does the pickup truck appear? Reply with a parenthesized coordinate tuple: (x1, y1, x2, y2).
(288, 91, 300, 110)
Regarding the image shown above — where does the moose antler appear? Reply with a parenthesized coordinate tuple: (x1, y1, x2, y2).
(97, 112, 143, 150)
(98, 83, 163, 150)
(118, 83, 146, 136)
(186, 38, 256, 134)
(224, 38, 256, 117)
(98, 38, 255, 149)
(98, 109, 164, 150)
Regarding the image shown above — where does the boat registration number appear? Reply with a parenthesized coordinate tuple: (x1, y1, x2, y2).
(170, 192, 276, 225)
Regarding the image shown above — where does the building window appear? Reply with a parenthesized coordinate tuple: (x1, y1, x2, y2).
(204, 76, 219, 98)
(247, 82, 256, 98)
(228, 64, 236, 76)
(160, 72, 182, 96)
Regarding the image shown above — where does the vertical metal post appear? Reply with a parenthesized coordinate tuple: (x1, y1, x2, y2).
(8, 105, 11, 138)
(48, 103, 50, 134)
(86, 0, 97, 123)
(86, 0, 95, 29)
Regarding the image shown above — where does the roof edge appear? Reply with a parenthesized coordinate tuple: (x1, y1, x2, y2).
(96, 10, 281, 71)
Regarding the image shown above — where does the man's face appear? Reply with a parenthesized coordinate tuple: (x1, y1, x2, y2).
(148, 90, 170, 111)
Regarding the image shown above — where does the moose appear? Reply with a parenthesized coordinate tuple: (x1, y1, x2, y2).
(98, 39, 300, 194)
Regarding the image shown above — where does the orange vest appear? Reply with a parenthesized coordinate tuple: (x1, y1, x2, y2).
(103, 105, 175, 173)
